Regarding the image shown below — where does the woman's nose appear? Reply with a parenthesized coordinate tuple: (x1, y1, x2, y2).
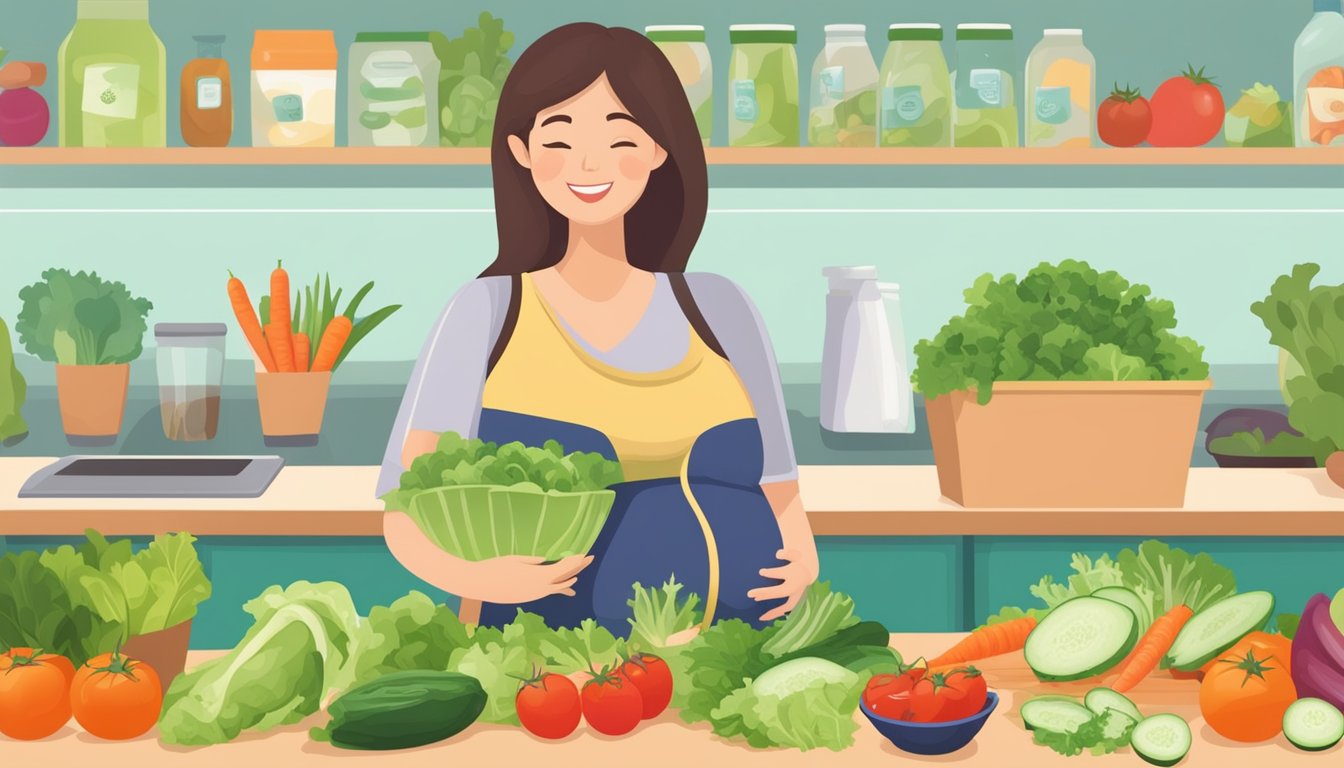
(581, 150, 600, 172)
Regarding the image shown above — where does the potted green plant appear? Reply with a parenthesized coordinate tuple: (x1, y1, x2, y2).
(16, 268, 153, 446)
(912, 260, 1212, 508)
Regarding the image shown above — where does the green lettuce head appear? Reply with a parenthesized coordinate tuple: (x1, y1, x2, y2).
(16, 268, 153, 365)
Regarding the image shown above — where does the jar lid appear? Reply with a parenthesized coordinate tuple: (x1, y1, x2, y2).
(824, 24, 866, 35)
(252, 30, 338, 70)
(1043, 28, 1083, 37)
(645, 25, 706, 43)
(956, 23, 1014, 41)
(729, 24, 797, 45)
(354, 32, 437, 43)
(889, 24, 944, 42)
(156, 323, 228, 338)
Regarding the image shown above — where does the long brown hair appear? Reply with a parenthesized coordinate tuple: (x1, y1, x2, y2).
(479, 23, 709, 278)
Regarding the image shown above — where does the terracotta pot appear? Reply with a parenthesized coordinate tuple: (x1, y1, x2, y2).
(256, 371, 331, 447)
(123, 619, 193, 697)
(55, 363, 130, 446)
(925, 380, 1212, 508)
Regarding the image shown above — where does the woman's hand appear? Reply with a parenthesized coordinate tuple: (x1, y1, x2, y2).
(751, 480, 820, 622)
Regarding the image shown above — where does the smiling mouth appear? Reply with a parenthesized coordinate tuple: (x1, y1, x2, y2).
(567, 182, 613, 203)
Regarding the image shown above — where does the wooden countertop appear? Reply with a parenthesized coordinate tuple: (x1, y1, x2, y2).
(1, 633, 1333, 766)
(2, 458, 1343, 537)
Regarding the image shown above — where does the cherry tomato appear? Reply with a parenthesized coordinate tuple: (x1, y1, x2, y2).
(618, 653, 673, 719)
(1098, 84, 1154, 147)
(937, 667, 989, 721)
(581, 669, 642, 736)
(516, 672, 582, 740)
(864, 667, 924, 720)
(0, 648, 74, 740)
(1148, 65, 1225, 147)
(70, 652, 162, 740)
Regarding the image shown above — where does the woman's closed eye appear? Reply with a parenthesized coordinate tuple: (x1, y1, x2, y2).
(610, 139, 638, 149)
(542, 141, 572, 149)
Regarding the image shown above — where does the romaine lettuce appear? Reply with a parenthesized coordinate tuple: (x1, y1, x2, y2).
(350, 590, 470, 686)
(711, 658, 861, 751)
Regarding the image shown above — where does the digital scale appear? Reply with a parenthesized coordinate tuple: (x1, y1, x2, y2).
(17, 456, 286, 498)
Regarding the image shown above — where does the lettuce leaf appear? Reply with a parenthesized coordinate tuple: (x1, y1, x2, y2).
(1029, 553, 1130, 609)
(536, 617, 626, 674)
(447, 613, 546, 725)
(711, 658, 861, 751)
(680, 619, 779, 728)
(1033, 708, 1136, 756)
(0, 549, 121, 666)
(1117, 539, 1237, 616)
(761, 581, 858, 658)
(16, 268, 153, 365)
(350, 591, 470, 686)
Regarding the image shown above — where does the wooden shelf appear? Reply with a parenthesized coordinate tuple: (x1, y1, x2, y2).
(2, 146, 1342, 167)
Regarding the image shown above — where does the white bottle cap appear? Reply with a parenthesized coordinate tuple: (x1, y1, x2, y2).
(824, 24, 867, 34)
(1044, 28, 1083, 36)
(645, 25, 705, 33)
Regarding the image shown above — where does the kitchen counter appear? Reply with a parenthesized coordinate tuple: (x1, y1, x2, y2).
(3, 458, 1344, 537)
(2, 633, 1332, 766)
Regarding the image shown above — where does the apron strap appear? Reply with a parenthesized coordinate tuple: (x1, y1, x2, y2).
(486, 273, 523, 377)
(668, 272, 729, 361)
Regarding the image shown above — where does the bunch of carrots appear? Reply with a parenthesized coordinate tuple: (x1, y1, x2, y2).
(227, 261, 399, 374)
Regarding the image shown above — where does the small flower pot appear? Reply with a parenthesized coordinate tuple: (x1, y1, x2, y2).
(256, 370, 331, 447)
(55, 363, 130, 446)
(122, 619, 193, 698)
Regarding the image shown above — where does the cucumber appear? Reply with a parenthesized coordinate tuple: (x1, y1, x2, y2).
(1084, 687, 1143, 723)
(310, 670, 486, 750)
(1164, 591, 1275, 671)
(1093, 586, 1154, 632)
(1283, 697, 1344, 752)
(1024, 596, 1138, 682)
(1131, 714, 1192, 767)
(1020, 696, 1095, 733)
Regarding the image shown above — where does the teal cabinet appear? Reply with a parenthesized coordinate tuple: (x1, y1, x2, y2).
(818, 537, 964, 632)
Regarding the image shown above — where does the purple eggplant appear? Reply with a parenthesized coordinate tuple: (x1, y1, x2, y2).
(1291, 593, 1344, 710)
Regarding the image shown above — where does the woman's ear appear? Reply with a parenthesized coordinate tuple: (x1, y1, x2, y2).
(507, 135, 532, 170)
(651, 141, 668, 170)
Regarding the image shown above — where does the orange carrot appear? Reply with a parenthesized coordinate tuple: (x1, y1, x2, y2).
(311, 316, 352, 373)
(263, 322, 292, 373)
(929, 615, 1038, 667)
(293, 333, 310, 373)
(227, 271, 276, 373)
(1110, 604, 1194, 693)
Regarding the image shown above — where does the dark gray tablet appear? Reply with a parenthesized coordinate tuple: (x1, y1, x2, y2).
(18, 456, 286, 498)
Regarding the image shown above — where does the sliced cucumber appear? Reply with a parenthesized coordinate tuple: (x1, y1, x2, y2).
(1025, 596, 1138, 682)
(1020, 695, 1094, 733)
(1093, 586, 1154, 632)
(1085, 687, 1143, 723)
(1131, 714, 1192, 767)
(1164, 591, 1275, 671)
(1283, 697, 1344, 752)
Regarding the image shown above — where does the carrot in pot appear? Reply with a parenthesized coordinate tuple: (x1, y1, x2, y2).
(928, 615, 1038, 667)
(265, 323, 291, 375)
(227, 271, 277, 373)
(293, 333, 310, 373)
(269, 260, 295, 372)
(1110, 604, 1194, 693)
(311, 315, 352, 373)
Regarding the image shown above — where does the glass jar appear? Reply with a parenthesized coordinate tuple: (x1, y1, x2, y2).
(1025, 29, 1095, 148)
(646, 26, 712, 146)
(180, 34, 232, 147)
(58, 0, 167, 148)
(878, 24, 952, 147)
(953, 24, 1018, 148)
(348, 33, 443, 148)
(808, 24, 879, 147)
(728, 24, 799, 147)
(250, 30, 338, 148)
(155, 323, 226, 442)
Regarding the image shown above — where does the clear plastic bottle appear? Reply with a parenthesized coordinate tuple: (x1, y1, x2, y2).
(1295, 0, 1344, 146)
(953, 24, 1018, 148)
(1025, 29, 1095, 148)
(646, 26, 712, 146)
(58, 0, 167, 147)
(808, 25, 878, 147)
(878, 24, 952, 147)
(728, 25, 799, 147)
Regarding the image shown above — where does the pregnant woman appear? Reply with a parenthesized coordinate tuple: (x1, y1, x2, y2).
(377, 23, 817, 633)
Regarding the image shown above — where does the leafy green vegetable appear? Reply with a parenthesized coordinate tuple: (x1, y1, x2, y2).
(0, 317, 29, 445)
(157, 581, 361, 746)
(1276, 613, 1300, 639)
(1251, 263, 1344, 463)
(1208, 428, 1325, 458)
(0, 549, 121, 665)
(1033, 707, 1137, 756)
(351, 591, 471, 686)
(713, 658, 862, 751)
(537, 618, 626, 674)
(1117, 540, 1236, 616)
(446, 616, 537, 725)
(912, 260, 1208, 404)
(761, 581, 858, 658)
(1029, 553, 1133, 609)
(680, 619, 779, 729)
(438, 12, 515, 147)
(16, 268, 153, 365)
(628, 577, 702, 650)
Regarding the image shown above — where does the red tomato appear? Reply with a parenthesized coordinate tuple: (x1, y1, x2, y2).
(0, 648, 74, 740)
(937, 667, 989, 721)
(516, 672, 581, 740)
(70, 652, 162, 740)
(581, 670, 643, 736)
(1148, 65, 1225, 147)
(864, 667, 924, 720)
(1098, 84, 1154, 147)
(618, 653, 673, 719)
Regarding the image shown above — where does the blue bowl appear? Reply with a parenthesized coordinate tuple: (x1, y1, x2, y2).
(860, 691, 999, 755)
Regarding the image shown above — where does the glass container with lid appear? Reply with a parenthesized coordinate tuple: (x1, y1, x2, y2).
(250, 30, 338, 148)
(808, 24, 879, 147)
(348, 33, 444, 148)
(953, 23, 1018, 147)
(59, 0, 167, 147)
(728, 24, 799, 147)
(878, 24, 952, 147)
(1025, 29, 1095, 147)
(647, 26, 712, 145)
(155, 323, 226, 442)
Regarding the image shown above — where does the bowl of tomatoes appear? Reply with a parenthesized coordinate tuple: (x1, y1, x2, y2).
(860, 665, 998, 756)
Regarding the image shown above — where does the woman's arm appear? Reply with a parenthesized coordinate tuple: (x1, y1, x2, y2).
(753, 480, 820, 621)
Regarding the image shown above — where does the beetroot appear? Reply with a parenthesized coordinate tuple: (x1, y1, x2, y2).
(1291, 592, 1344, 711)
(0, 86, 49, 146)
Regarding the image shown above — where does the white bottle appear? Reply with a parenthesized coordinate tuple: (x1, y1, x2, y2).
(1025, 29, 1095, 147)
(1295, 0, 1344, 147)
(820, 266, 914, 434)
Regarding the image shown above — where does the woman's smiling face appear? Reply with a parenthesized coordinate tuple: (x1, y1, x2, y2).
(507, 74, 668, 227)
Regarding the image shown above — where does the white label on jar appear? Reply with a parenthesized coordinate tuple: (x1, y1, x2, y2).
(819, 66, 845, 103)
(197, 77, 223, 110)
(969, 68, 1003, 107)
(733, 79, 758, 122)
(1307, 85, 1344, 124)
(82, 63, 140, 119)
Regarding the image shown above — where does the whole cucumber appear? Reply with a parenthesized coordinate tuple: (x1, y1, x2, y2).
(311, 670, 487, 750)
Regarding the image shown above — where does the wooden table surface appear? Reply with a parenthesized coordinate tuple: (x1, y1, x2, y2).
(3, 459, 1344, 538)
(2, 633, 1336, 766)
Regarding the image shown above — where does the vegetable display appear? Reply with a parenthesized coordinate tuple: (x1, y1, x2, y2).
(1111, 605, 1193, 693)
(1024, 596, 1138, 682)
(1200, 634, 1296, 742)
(912, 260, 1209, 405)
(0, 549, 121, 667)
(516, 672, 582, 739)
(1224, 83, 1294, 147)
(71, 650, 163, 740)
(310, 670, 487, 751)
(16, 268, 153, 366)
(439, 12, 515, 147)
(0, 647, 74, 740)
(1165, 591, 1275, 671)
(1283, 697, 1344, 751)
(1291, 591, 1344, 712)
